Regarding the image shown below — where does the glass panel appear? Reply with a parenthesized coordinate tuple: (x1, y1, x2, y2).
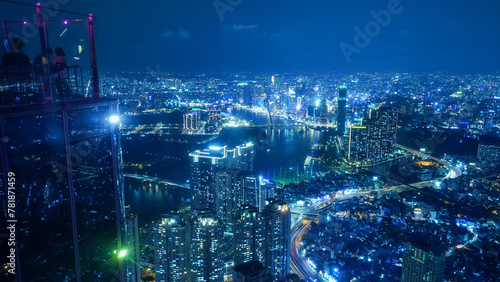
(3, 112, 76, 280)
(0, 21, 45, 106)
(45, 19, 93, 102)
(67, 105, 120, 280)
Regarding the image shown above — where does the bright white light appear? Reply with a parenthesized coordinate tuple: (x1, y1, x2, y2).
(109, 115, 120, 124)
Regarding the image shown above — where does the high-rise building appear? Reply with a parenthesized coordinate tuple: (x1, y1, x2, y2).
(189, 146, 230, 211)
(477, 144, 500, 161)
(365, 107, 398, 160)
(348, 107, 398, 163)
(125, 205, 141, 282)
(155, 212, 191, 282)
(234, 200, 291, 281)
(227, 142, 255, 171)
(423, 104, 434, 127)
(318, 98, 329, 124)
(205, 107, 222, 134)
(215, 170, 260, 232)
(262, 199, 291, 281)
(338, 86, 347, 135)
(258, 179, 276, 212)
(233, 205, 266, 266)
(191, 211, 224, 281)
(189, 143, 255, 211)
(402, 240, 446, 282)
(0, 10, 126, 281)
(244, 84, 254, 106)
(348, 125, 369, 162)
(183, 111, 200, 134)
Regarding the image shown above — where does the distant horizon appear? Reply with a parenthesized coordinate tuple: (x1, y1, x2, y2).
(99, 69, 500, 76)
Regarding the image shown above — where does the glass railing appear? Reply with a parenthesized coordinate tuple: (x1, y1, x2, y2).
(1, 6, 99, 108)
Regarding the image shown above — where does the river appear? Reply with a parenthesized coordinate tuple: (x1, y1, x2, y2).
(123, 108, 321, 218)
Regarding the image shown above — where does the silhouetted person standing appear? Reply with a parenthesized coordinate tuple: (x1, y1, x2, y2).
(1, 37, 31, 79)
(52, 47, 70, 100)
(33, 47, 53, 77)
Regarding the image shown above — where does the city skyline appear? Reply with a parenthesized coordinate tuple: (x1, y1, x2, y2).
(1, 0, 500, 73)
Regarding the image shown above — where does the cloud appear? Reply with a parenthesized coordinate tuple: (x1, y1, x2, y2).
(178, 28, 191, 39)
(160, 30, 176, 38)
(160, 28, 191, 39)
(223, 24, 258, 31)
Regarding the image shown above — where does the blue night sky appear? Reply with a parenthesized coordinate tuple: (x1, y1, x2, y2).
(1, 0, 500, 73)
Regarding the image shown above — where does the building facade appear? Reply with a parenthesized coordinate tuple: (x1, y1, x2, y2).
(189, 144, 255, 212)
(155, 212, 191, 282)
(233, 205, 266, 266)
(338, 86, 347, 135)
(402, 241, 446, 282)
(190, 211, 224, 281)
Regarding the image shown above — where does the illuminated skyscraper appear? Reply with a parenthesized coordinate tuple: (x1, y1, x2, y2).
(262, 199, 291, 281)
(244, 84, 254, 106)
(226, 142, 255, 171)
(338, 86, 347, 135)
(189, 146, 230, 211)
(0, 9, 126, 282)
(233, 205, 266, 265)
(155, 212, 191, 282)
(348, 125, 369, 162)
(402, 240, 446, 282)
(189, 143, 255, 212)
(125, 205, 141, 282)
(183, 112, 200, 134)
(190, 211, 224, 281)
(215, 170, 260, 232)
(258, 178, 276, 212)
(366, 107, 398, 160)
(318, 98, 329, 124)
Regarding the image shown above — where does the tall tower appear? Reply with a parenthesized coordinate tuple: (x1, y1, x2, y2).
(189, 146, 229, 211)
(125, 205, 141, 282)
(0, 10, 125, 282)
(365, 107, 398, 160)
(338, 85, 347, 135)
(190, 211, 224, 281)
(244, 84, 254, 107)
(402, 240, 446, 282)
(215, 169, 260, 233)
(262, 198, 291, 281)
(155, 212, 191, 282)
(189, 143, 255, 212)
(348, 125, 369, 162)
(233, 205, 266, 266)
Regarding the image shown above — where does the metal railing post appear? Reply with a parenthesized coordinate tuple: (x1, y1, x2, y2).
(88, 13, 100, 98)
(37, 3, 53, 102)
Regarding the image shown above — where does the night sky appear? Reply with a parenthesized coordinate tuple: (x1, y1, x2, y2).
(1, 0, 500, 73)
